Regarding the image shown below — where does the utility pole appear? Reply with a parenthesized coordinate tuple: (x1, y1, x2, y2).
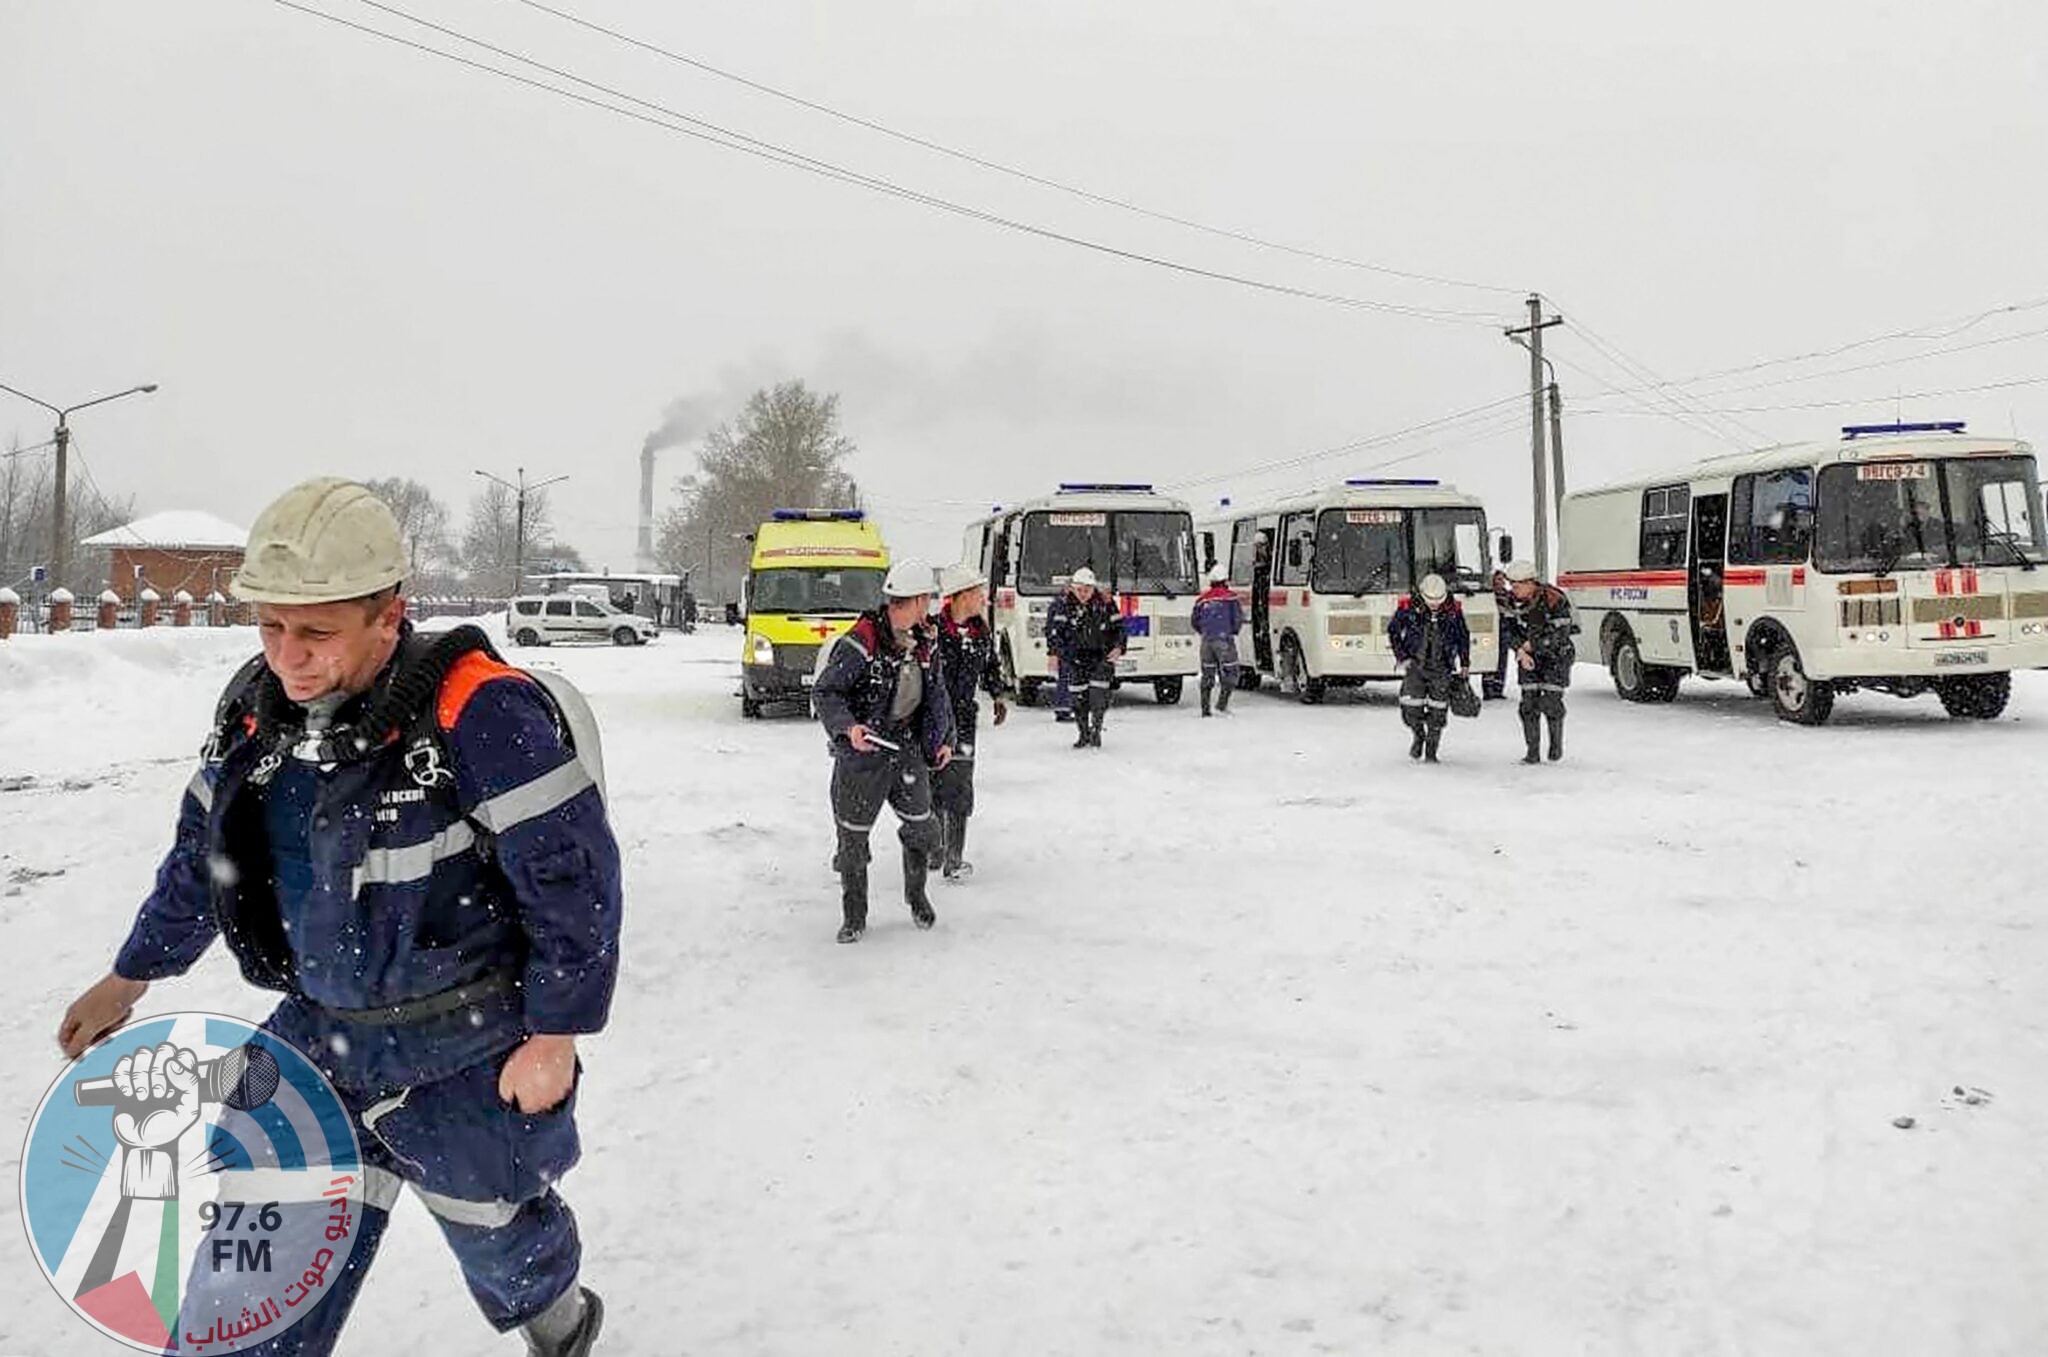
(0, 381, 158, 586)
(474, 465, 567, 597)
(1547, 380, 1567, 529)
(1504, 297, 1563, 576)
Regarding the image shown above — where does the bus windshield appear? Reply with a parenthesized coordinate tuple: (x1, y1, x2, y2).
(1312, 509, 1409, 595)
(1815, 456, 2046, 573)
(1016, 509, 1197, 595)
(747, 566, 885, 615)
(1114, 511, 1198, 596)
(1412, 508, 1490, 592)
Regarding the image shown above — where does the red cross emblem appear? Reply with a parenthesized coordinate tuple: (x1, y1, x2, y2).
(809, 620, 836, 640)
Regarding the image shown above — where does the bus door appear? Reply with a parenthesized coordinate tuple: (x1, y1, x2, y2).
(1245, 520, 1275, 671)
(1690, 492, 1731, 674)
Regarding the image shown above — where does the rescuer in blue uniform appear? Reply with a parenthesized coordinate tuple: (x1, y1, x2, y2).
(57, 478, 619, 1357)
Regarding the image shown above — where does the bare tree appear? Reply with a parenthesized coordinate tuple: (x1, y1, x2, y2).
(654, 380, 859, 600)
(458, 482, 580, 597)
(363, 476, 459, 596)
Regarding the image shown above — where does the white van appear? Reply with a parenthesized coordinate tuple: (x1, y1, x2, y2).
(508, 594, 659, 647)
(1558, 421, 2048, 723)
(1197, 479, 1500, 702)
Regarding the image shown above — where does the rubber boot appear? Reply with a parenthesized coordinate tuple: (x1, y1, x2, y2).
(1547, 713, 1565, 762)
(1201, 684, 1213, 717)
(1072, 706, 1093, 748)
(1520, 712, 1542, 765)
(1424, 722, 1442, 764)
(906, 849, 937, 928)
(1217, 684, 1232, 714)
(1408, 723, 1426, 761)
(946, 814, 972, 880)
(525, 1288, 604, 1357)
(837, 863, 868, 943)
(1090, 690, 1109, 747)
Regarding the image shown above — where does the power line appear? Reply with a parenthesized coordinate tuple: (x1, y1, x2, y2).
(1164, 393, 1527, 493)
(276, 0, 1510, 326)
(1584, 293, 2048, 398)
(1576, 372, 2048, 416)
(497, 0, 1529, 299)
(1555, 309, 1771, 447)
(1657, 321, 2048, 400)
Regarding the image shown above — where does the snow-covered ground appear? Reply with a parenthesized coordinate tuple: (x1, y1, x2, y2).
(3, 625, 2045, 1355)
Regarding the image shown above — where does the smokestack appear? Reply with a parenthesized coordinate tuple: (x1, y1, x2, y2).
(636, 445, 656, 573)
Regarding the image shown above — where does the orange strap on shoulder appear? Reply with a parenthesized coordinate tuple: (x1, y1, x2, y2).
(437, 650, 532, 731)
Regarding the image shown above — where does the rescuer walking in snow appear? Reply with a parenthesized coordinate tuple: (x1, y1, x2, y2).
(1044, 567, 1126, 748)
(1500, 558, 1577, 763)
(933, 562, 1009, 880)
(812, 559, 955, 941)
(1389, 572, 1471, 763)
(1190, 563, 1243, 717)
(56, 477, 620, 1357)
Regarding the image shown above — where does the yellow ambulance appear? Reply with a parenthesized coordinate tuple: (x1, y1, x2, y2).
(740, 509, 890, 718)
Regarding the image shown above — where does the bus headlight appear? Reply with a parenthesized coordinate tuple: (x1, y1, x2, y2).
(750, 634, 774, 664)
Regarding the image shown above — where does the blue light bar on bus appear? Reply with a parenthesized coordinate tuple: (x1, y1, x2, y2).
(770, 508, 866, 521)
(1057, 483, 1154, 494)
(1345, 477, 1440, 487)
(1842, 422, 1966, 439)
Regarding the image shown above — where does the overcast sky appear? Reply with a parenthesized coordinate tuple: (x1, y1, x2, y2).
(5, 0, 2044, 572)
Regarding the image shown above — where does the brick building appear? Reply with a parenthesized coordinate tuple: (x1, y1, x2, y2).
(81, 510, 249, 601)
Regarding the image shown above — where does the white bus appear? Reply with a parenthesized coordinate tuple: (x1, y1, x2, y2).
(1196, 479, 1501, 703)
(960, 484, 1202, 705)
(1558, 421, 2048, 724)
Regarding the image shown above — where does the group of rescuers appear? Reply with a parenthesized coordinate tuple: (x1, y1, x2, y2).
(813, 551, 1577, 941)
(45, 476, 1579, 1353)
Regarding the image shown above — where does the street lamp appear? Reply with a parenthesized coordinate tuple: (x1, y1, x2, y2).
(474, 465, 568, 597)
(0, 380, 158, 583)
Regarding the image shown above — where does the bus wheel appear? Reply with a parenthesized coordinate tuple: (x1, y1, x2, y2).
(1236, 666, 1262, 692)
(1017, 679, 1041, 708)
(1768, 645, 1833, 725)
(741, 695, 762, 719)
(1609, 632, 1677, 703)
(1154, 677, 1183, 705)
(1936, 672, 2011, 719)
(514, 627, 539, 647)
(1280, 637, 1325, 705)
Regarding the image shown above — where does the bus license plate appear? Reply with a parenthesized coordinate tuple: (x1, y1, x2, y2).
(1116, 657, 1138, 674)
(800, 672, 816, 686)
(1934, 649, 1989, 667)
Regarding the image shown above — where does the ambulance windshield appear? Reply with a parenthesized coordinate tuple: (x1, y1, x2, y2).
(1816, 456, 2047, 573)
(747, 567, 885, 615)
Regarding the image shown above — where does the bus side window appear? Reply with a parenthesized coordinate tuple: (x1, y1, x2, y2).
(1277, 513, 1314, 586)
(1730, 471, 1813, 565)
(1639, 484, 1691, 568)
(990, 524, 1012, 587)
(1228, 520, 1259, 586)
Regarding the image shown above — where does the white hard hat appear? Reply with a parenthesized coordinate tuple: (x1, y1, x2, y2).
(232, 477, 407, 605)
(1419, 573, 1449, 605)
(1206, 563, 1230, 584)
(1503, 559, 1538, 584)
(1069, 566, 1100, 589)
(938, 563, 987, 597)
(882, 558, 936, 599)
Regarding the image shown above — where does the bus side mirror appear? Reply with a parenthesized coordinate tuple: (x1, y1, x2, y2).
(1286, 539, 1304, 569)
(1497, 534, 1515, 565)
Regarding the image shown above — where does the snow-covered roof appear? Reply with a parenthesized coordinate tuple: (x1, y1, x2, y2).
(81, 510, 249, 551)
